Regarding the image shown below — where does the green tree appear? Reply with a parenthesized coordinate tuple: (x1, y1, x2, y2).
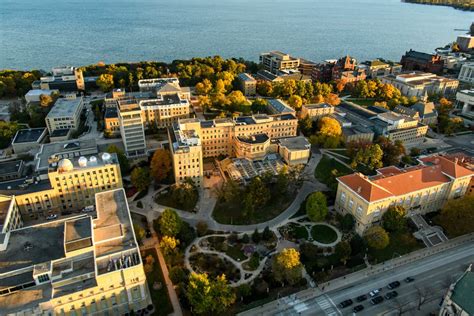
(298, 115, 314, 136)
(287, 95, 303, 110)
(262, 226, 273, 241)
(335, 241, 352, 264)
(306, 192, 328, 222)
(186, 273, 236, 314)
(376, 137, 405, 166)
(364, 226, 390, 250)
(252, 228, 261, 243)
(275, 166, 290, 196)
(133, 224, 145, 244)
(150, 149, 172, 182)
(256, 81, 273, 96)
(159, 209, 182, 237)
(107, 145, 130, 174)
(251, 98, 268, 113)
(272, 248, 303, 285)
(340, 213, 355, 232)
(436, 195, 474, 237)
(243, 177, 270, 216)
(382, 205, 407, 232)
(351, 144, 384, 170)
(0, 121, 19, 149)
(131, 167, 151, 192)
(196, 221, 208, 237)
(96, 74, 114, 92)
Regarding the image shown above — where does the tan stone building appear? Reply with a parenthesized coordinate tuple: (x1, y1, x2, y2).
(381, 72, 459, 98)
(0, 152, 122, 219)
(335, 156, 473, 234)
(260, 51, 300, 74)
(238, 73, 257, 96)
(299, 103, 334, 120)
(169, 113, 300, 185)
(0, 189, 151, 315)
(118, 99, 147, 157)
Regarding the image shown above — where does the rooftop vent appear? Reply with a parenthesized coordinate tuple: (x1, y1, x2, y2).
(78, 156, 88, 167)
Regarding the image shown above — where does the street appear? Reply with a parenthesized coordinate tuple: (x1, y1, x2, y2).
(240, 240, 474, 316)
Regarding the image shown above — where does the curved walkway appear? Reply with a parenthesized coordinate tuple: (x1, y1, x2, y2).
(281, 216, 342, 247)
(184, 234, 270, 287)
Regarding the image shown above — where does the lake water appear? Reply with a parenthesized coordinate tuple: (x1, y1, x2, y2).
(0, 0, 472, 70)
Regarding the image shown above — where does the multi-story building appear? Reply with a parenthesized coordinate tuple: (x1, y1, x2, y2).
(169, 113, 299, 185)
(259, 51, 300, 74)
(456, 34, 474, 52)
(0, 160, 24, 182)
(0, 147, 122, 218)
(117, 99, 147, 157)
(298, 59, 317, 76)
(400, 50, 444, 75)
(439, 264, 474, 316)
(0, 195, 23, 237)
(456, 89, 474, 118)
(33, 66, 98, 92)
(238, 73, 257, 96)
(11, 128, 47, 154)
(0, 189, 151, 315)
(335, 155, 473, 234)
(299, 103, 334, 120)
(394, 100, 438, 126)
(45, 96, 84, 134)
(138, 77, 191, 100)
(458, 62, 474, 84)
(312, 56, 366, 83)
(359, 59, 402, 79)
(336, 102, 428, 148)
(104, 106, 120, 136)
(24, 89, 59, 104)
(381, 72, 459, 98)
(255, 70, 311, 83)
(140, 93, 190, 128)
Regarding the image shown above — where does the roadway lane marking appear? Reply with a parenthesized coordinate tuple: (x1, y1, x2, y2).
(315, 295, 341, 316)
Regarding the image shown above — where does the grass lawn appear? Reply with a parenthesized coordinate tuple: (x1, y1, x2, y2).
(311, 225, 338, 244)
(155, 190, 197, 212)
(141, 249, 173, 316)
(213, 193, 294, 225)
(314, 155, 352, 190)
(225, 245, 247, 261)
(347, 98, 377, 107)
(368, 232, 424, 264)
(289, 223, 309, 240)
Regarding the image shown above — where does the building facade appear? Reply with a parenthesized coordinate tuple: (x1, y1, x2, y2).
(439, 264, 474, 316)
(359, 59, 402, 79)
(169, 113, 299, 185)
(400, 50, 444, 74)
(238, 73, 257, 96)
(458, 62, 474, 85)
(381, 72, 459, 98)
(456, 89, 474, 118)
(45, 96, 84, 134)
(0, 189, 151, 316)
(335, 156, 473, 234)
(117, 99, 147, 157)
(299, 103, 334, 120)
(259, 51, 300, 74)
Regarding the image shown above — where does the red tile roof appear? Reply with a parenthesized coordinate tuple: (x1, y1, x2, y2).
(338, 156, 473, 202)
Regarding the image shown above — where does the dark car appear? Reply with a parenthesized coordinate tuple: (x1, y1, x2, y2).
(356, 294, 367, 302)
(384, 291, 398, 300)
(387, 281, 401, 289)
(371, 296, 384, 305)
(338, 299, 353, 308)
(353, 305, 364, 313)
(405, 277, 415, 283)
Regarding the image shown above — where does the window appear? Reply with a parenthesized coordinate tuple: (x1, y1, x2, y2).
(356, 206, 363, 217)
(348, 199, 354, 210)
(340, 192, 346, 203)
(37, 274, 50, 283)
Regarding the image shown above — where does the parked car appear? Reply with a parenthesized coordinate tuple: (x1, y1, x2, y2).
(145, 229, 152, 238)
(338, 299, 353, 308)
(369, 288, 382, 297)
(387, 281, 401, 289)
(370, 296, 384, 305)
(353, 305, 364, 313)
(405, 277, 415, 283)
(46, 214, 58, 220)
(356, 294, 367, 302)
(82, 205, 95, 213)
(384, 291, 398, 300)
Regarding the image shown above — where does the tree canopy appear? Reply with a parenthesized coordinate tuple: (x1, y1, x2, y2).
(150, 149, 172, 182)
(382, 205, 407, 233)
(335, 241, 352, 264)
(0, 121, 20, 149)
(107, 145, 130, 174)
(272, 248, 303, 285)
(186, 273, 236, 314)
(364, 226, 390, 250)
(131, 167, 151, 192)
(306, 192, 328, 222)
(158, 209, 182, 237)
(436, 195, 474, 237)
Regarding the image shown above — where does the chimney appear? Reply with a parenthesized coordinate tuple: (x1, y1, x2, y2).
(357, 187, 362, 193)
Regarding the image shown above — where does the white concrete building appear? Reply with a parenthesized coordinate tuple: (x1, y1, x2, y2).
(45, 96, 84, 134)
(458, 63, 474, 85)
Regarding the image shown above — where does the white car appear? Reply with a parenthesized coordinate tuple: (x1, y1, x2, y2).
(82, 206, 95, 213)
(46, 214, 58, 220)
(369, 288, 382, 297)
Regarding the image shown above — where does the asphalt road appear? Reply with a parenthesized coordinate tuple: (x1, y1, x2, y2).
(254, 241, 474, 316)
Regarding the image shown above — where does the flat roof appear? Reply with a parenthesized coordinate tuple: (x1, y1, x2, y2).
(50, 128, 70, 137)
(278, 136, 310, 151)
(65, 217, 92, 243)
(12, 128, 46, 144)
(0, 178, 52, 196)
(35, 139, 98, 171)
(0, 197, 13, 229)
(0, 221, 66, 274)
(47, 97, 83, 118)
(104, 106, 118, 119)
(238, 73, 256, 82)
(237, 134, 269, 144)
(0, 160, 23, 174)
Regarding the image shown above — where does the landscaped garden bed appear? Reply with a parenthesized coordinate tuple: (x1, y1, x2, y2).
(189, 253, 240, 282)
